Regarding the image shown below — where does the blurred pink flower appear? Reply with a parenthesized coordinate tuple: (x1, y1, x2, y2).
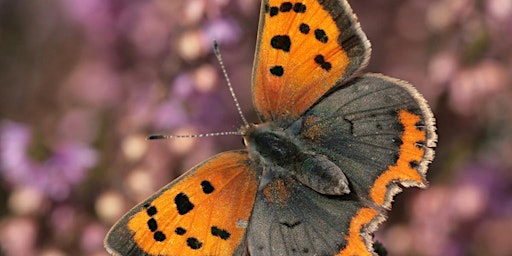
(120, 2, 173, 58)
(448, 60, 507, 115)
(63, 59, 122, 109)
(59, 0, 117, 48)
(81, 223, 107, 253)
(486, 0, 512, 22)
(51, 205, 77, 235)
(0, 217, 38, 256)
(57, 108, 99, 144)
(426, 0, 473, 32)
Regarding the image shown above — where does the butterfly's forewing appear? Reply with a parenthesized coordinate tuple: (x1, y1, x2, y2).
(252, 0, 371, 122)
(104, 151, 260, 256)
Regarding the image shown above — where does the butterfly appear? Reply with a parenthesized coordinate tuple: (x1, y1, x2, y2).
(104, 0, 437, 255)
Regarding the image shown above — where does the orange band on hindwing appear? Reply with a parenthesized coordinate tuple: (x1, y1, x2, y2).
(370, 110, 427, 206)
(337, 207, 378, 256)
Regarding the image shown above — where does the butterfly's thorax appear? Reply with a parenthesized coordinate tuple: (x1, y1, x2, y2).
(243, 122, 351, 196)
(244, 122, 300, 170)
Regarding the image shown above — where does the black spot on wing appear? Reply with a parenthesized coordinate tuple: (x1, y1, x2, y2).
(201, 180, 214, 194)
(268, 2, 306, 17)
(175, 193, 194, 215)
(147, 218, 158, 232)
(146, 205, 157, 216)
(270, 6, 279, 17)
(299, 23, 310, 34)
(187, 237, 203, 250)
(293, 3, 306, 13)
(175, 227, 186, 235)
(314, 54, 332, 71)
(393, 153, 400, 163)
(392, 137, 403, 147)
(314, 29, 328, 43)
(154, 231, 166, 242)
(280, 220, 302, 228)
(211, 226, 231, 240)
(270, 66, 284, 77)
(143, 204, 168, 242)
(280, 2, 292, 12)
(271, 35, 291, 52)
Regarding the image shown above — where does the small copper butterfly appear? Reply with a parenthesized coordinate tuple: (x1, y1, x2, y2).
(104, 0, 437, 255)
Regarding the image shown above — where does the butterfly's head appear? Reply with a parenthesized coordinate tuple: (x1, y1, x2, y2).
(240, 123, 259, 148)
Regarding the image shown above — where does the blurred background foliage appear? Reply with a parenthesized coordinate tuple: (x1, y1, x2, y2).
(0, 0, 511, 255)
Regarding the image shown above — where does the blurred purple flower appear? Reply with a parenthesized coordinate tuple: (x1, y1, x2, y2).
(202, 17, 242, 46)
(0, 120, 98, 201)
(172, 73, 195, 99)
(0, 121, 33, 185)
(456, 161, 511, 216)
(177, 17, 243, 61)
(153, 99, 188, 130)
(192, 92, 233, 129)
(38, 142, 97, 200)
(406, 159, 512, 256)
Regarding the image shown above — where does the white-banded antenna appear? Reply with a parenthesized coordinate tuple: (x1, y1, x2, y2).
(147, 41, 249, 141)
(148, 131, 242, 140)
(213, 40, 249, 127)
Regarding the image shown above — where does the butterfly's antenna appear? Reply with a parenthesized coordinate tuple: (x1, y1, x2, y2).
(148, 131, 242, 140)
(147, 41, 249, 141)
(213, 40, 249, 127)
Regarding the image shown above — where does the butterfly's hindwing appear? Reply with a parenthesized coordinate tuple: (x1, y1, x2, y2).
(247, 176, 379, 255)
(299, 74, 436, 208)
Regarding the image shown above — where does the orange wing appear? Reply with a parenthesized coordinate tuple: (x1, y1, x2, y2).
(104, 151, 259, 256)
(252, 0, 371, 122)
